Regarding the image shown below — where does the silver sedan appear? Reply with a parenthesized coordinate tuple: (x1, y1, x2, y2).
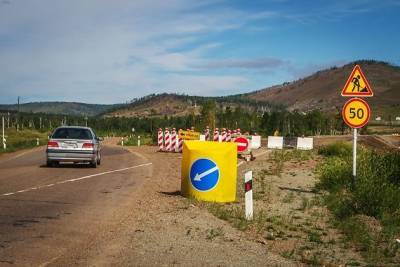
(46, 126, 102, 168)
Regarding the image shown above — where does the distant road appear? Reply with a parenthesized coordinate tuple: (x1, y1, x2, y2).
(0, 146, 152, 266)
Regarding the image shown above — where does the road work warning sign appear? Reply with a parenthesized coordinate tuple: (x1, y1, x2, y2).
(181, 140, 237, 202)
(178, 129, 200, 140)
(341, 65, 374, 97)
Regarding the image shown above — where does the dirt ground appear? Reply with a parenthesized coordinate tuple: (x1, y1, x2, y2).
(80, 145, 292, 266)
(4, 136, 397, 266)
(81, 139, 370, 266)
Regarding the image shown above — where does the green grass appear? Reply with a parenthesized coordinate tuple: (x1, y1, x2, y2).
(118, 135, 153, 146)
(317, 142, 400, 264)
(0, 128, 49, 154)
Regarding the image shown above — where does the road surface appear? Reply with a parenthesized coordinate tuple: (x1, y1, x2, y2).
(0, 146, 152, 266)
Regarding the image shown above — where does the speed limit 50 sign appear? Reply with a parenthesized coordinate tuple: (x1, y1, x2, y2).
(342, 98, 371, 128)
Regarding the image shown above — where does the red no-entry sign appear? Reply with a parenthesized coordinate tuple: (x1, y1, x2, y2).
(234, 136, 249, 153)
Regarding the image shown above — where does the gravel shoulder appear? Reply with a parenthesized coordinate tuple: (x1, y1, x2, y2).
(79, 145, 292, 267)
(48, 141, 366, 266)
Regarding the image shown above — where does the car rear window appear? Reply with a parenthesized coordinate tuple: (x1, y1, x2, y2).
(52, 128, 93, 140)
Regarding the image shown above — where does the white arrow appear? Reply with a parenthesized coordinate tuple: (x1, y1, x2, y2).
(193, 166, 219, 181)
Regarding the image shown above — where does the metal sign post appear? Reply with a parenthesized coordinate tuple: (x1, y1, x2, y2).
(353, 128, 357, 184)
(340, 65, 374, 187)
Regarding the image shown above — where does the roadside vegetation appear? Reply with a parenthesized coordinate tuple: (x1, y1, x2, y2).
(190, 149, 368, 266)
(191, 145, 400, 265)
(0, 128, 48, 154)
(317, 142, 400, 265)
(117, 135, 153, 146)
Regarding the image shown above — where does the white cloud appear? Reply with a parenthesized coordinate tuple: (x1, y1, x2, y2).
(1, 0, 394, 104)
(0, 0, 256, 103)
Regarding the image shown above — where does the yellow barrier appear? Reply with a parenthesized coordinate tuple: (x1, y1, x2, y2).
(181, 140, 237, 202)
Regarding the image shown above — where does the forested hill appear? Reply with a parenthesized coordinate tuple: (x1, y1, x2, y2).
(105, 60, 399, 118)
(0, 102, 122, 116)
(245, 60, 400, 115)
(2, 60, 398, 118)
(103, 93, 280, 118)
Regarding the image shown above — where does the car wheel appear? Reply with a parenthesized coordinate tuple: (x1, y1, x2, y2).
(91, 157, 97, 168)
(46, 160, 53, 167)
(96, 152, 101, 165)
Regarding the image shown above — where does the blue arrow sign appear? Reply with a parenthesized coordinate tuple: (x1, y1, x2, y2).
(190, 158, 219, 191)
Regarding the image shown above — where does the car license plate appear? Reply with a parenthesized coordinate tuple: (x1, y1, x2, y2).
(62, 143, 77, 149)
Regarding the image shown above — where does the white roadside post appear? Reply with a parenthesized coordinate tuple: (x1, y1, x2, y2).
(121, 137, 124, 146)
(244, 171, 253, 220)
(137, 136, 141, 147)
(36, 138, 39, 146)
(2, 116, 6, 150)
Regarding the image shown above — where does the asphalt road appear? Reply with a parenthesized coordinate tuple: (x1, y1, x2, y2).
(0, 146, 152, 266)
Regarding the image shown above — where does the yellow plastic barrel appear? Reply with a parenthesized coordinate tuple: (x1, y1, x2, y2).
(181, 140, 237, 202)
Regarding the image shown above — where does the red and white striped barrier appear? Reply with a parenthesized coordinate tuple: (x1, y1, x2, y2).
(177, 137, 183, 152)
(213, 128, 219, 142)
(164, 128, 171, 151)
(176, 129, 183, 152)
(171, 128, 177, 152)
(226, 129, 232, 142)
(221, 128, 227, 142)
(158, 128, 164, 151)
(205, 127, 210, 141)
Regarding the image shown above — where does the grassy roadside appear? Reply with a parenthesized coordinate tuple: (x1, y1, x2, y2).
(184, 149, 366, 266)
(0, 128, 49, 154)
(117, 135, 153, 146)
(198, 145, 400, 265)
(317, 142, 400, 265)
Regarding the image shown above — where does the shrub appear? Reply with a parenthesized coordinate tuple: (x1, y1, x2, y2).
(316, 156, 352, 192)
(318, 142, 352, 157)
(317, 147, 400, 264)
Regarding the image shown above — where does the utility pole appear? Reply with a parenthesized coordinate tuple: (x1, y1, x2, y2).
(39, 117, 42, 129)
(7, 112, 10, 128)
(85, 115, 88, 127)
(16, 96, 20, 132)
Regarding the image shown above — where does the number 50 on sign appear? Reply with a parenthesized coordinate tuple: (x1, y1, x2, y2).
(342, 98, 371, 128)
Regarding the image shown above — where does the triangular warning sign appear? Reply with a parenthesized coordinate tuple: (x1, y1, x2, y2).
(341, 65, 373, 97)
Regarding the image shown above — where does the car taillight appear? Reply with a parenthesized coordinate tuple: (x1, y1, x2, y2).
(47, 141, 58, 148)
(82, 143, 94, 148)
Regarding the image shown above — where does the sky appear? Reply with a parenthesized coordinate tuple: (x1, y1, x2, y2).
(0, 0, 399, 104)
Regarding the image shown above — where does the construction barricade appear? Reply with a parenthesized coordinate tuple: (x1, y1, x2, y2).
(296, 137, 313, 150)
(251, 135, 261, 149)
(181, 141, 237, 202)
(267, 136, 284, 149)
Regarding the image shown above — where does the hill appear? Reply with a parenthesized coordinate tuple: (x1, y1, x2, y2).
(3, 61, 398, 119)
(104, 93, 279, 118)
(245, 60, 400, 117)
(104, 94, 200, 118)
(105, 60, 399, 119)
(0, 102, 122, 116)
